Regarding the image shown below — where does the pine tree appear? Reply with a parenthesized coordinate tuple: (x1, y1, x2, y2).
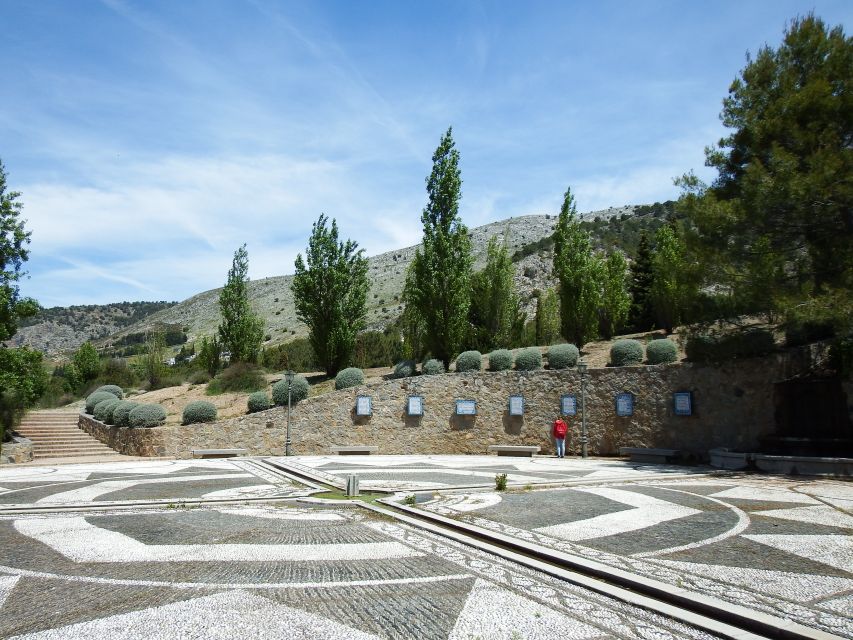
(469, 236, 525, 350)
(599, 251, 631, 339)
(292, 214, 369, 376)
(628, 231, 655, 331)
(404, 128, 473, 366)
(553, 187, 602, 347)
(217, 245, 264, 363)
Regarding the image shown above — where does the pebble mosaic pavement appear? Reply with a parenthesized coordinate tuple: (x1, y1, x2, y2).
(0, 458, 727, 640)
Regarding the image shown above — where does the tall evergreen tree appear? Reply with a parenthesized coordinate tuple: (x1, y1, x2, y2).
(628, 231, 655, 330)
(292, 214, 369, 376)
(404, 127, 473, 365)
(218, 244, 264, 363)
(534, 288, 561, 345)
(599, 251, 631, 339)
(553, 187, 602, 347)
(469, 236, 525, 350)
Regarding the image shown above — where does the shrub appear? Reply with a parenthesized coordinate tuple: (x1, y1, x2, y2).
(188, 370, 212, 385)
(422, 359, 445, 375)
(610, 339, 644, 366)
(182, 400, 217, 425)
(514, 347, 543, 371)
(646, 339, 678, 364)
(335, 367, 365, 390)
(93, 397, 120, 423)
(495, 473, 508, 491)
(272, 375, 310, 405)
(685, 330, 775, 363)
(393, 360, 417, 379)
(547, 344, 579, 369)
(113, 401, 139, 427)
(128, 403, 167, 428)
(455, 351, 482, 373)
(85, 391, 117, 415)
(94, 384, 124, 399)
(785, 320, 835, 347)
(488, 349, 513, 371)
(247, 391, 271, 413)
(207, 363, 266, 394)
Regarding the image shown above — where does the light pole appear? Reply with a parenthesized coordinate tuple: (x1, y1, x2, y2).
(578, 360, 588, 458)
(284, 370, 294, 456)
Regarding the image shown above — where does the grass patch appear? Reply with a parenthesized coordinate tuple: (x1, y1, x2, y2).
(312, 490, 388, 505)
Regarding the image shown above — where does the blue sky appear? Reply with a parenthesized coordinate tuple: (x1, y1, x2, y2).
(2, 0, 850, 307)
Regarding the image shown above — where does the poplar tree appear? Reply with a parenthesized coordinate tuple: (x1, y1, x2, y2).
(469, 236, 525, 350)
(404, 128, 473, 365)
(553, 187, 602, 347)
(292, 214, 369, 376)
(599, 251, 631, 339)
(534, 288, 561, 346)
(218, 244, 264, 363)
(650, 223, 690, 333)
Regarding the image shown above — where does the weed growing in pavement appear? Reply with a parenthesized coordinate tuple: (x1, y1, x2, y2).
(495, 473, 508, 491)
(402, 494, 417, 506)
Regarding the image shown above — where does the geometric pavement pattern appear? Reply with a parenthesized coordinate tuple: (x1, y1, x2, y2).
(0, 459, 726, 639)
(423, 475, 853, 638)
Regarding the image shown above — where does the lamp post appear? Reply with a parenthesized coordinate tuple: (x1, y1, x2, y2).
(577, 360, 588, 458)
(284, 370, 295, 456)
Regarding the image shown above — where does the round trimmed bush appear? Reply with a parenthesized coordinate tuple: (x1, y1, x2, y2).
(488, 349, 513, 371)
(393, 360, 417, 379)
(335, 367, 364, 390)
(646, 339, 678, 364)
(455, 351, 482, 373)
(422, 358, 445, 375)
(547, 344, 579, 369)
(610, 339, 644, 366)
(95, 384, 124, 399)
(86, 391, 117, 415)
(686, 330, 775, 363)
(515, 347, 543, 371)
(128, 403, 167, 428)
(247, 391, 271, 414)
(182, 400, 217, 425)
(113, 401, 139, 427)
(272, 375, 309, 405)
(93, 397, 120, 423)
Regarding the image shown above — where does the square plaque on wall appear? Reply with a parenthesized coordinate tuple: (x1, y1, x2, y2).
(560, 394, 577, 416)
(407, 395, 424, 416)
(355, 395, 372, 416)
(615, 392, 634, 417)
(455, 399, 477, 415)
(674, 391, 692, 416)
(508, 395, 524, 416)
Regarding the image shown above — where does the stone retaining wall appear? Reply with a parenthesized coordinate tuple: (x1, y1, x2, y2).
(0, 436, 34, 464)
(79, 346, 844, 459)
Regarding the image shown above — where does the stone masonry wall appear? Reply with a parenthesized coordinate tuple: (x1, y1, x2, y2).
(79, 348, 835, 459)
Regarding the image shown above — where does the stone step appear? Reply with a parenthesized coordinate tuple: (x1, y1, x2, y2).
(33, 443, 112, 450)
(33, 451, 115, 459)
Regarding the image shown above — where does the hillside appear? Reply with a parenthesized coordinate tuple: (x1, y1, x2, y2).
(23, 203, 676, 355)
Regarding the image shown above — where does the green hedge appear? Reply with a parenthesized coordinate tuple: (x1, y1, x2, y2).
(335, 367, 364, 390)
(272, 375, 309, 405)
(455, 351, 482, 373)
(128, 403, 166, 428)
(93, 397, 120, 423)
(646, 339, 678, 364)
(113, 401, 139, 427)
(247, 391, 271, 414)
(610, 339, 644, 366)
(94, 384, 124, 399)
(514, 347, 543, 371)
(488, 349, 513, 371)
(686, 330, 775, 363)
(393, 360, 417, 379)
(422, 359, 445, 375)
(85, 391, 117, 415)
(547, 344, 579, 369)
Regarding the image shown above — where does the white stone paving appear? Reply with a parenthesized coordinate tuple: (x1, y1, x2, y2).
(744, 534, 853, 573)
(0, 575, 19, 610)
(754, 505, 853, 529)
(9, 590, 382, 640)
(708, 486, 820, 504)
(15, 515, 424, 563)
(535, 487, 700, 541)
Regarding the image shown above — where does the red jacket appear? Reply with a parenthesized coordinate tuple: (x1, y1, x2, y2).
(553, 419, 568, 438)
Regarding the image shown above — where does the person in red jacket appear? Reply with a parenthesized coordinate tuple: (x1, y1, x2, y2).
(552, 415, 569, 458)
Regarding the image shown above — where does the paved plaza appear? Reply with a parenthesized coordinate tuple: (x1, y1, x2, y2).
(0, 456, 850, 638)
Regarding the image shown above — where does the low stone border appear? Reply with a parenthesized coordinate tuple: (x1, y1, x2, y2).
(0, 436, 34, 464)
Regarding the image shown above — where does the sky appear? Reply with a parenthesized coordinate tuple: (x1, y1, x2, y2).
(2, 1, 851, 307)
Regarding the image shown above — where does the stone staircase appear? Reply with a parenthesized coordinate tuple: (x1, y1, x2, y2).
(16, 411, 118, 460)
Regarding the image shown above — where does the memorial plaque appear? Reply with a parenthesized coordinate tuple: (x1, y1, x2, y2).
(508, 395, 524, 416)
(407, 395, 424, 416)
(355, 395, 372, 416)
(674, 391, 692, 416)
(560, 394, 577, 416)
(456, 399, 477, 415)
(616, 392, 634, 417)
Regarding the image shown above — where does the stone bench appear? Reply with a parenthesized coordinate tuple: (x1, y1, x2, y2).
(619, 447, 682, 463)
(191, 448, 247, 459)
(330, 446, 379, 455)
(488, 445, 540, 457)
